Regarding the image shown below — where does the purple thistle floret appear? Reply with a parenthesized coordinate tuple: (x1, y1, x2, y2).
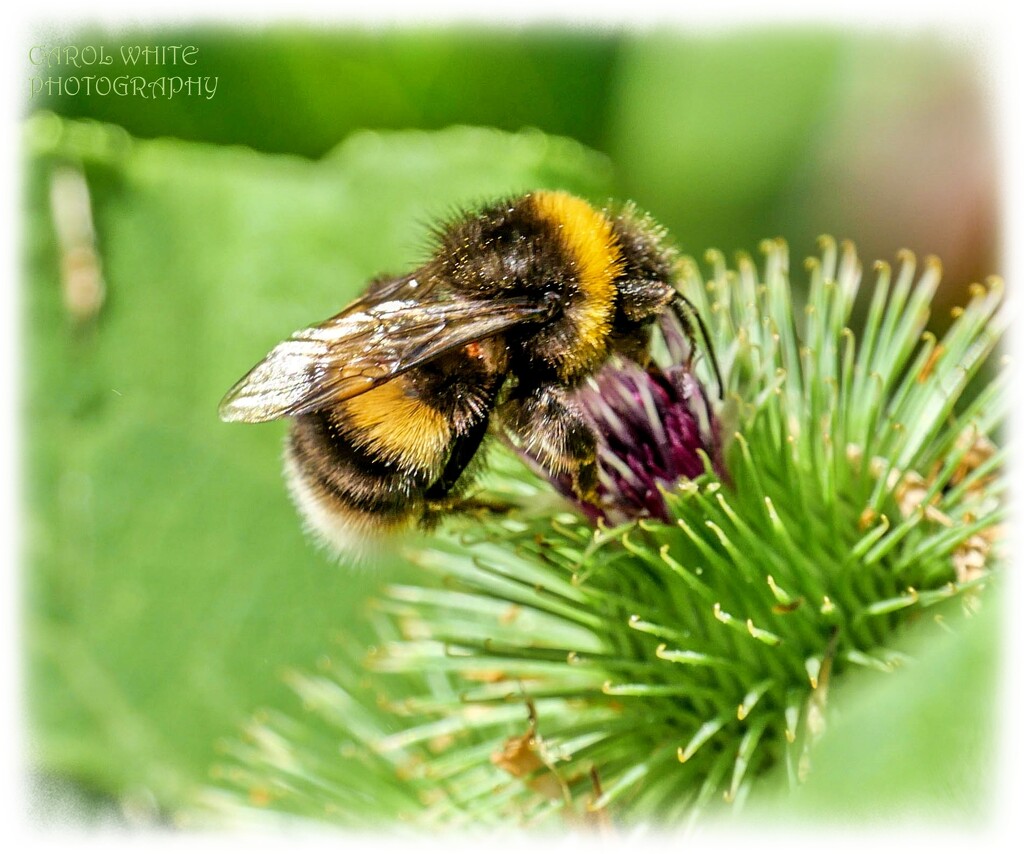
(519, 315, 725, 525)
(572, 359, 722, 523)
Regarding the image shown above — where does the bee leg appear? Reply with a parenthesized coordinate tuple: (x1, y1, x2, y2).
(420, 495, 519, 532)
(424, 414, 492, 501)
(419, 413, 513, 527)
(499, 384, 599, 503)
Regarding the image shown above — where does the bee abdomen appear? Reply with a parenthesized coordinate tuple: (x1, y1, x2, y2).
(285, 412, 435, 556)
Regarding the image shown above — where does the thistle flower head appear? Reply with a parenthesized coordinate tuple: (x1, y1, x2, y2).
(531, 315, 724, 525)
(204, 239, 1007, 831)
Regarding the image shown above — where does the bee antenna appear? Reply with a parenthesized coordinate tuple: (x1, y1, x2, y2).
(671, 294, 724, 400)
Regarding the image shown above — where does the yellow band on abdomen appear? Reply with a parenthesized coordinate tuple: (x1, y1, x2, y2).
(339, 374, 451, 472)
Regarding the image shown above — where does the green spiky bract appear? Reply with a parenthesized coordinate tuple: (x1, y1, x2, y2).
(201, 240, 1006, 830)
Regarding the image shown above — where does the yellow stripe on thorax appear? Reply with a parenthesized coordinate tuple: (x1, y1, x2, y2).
(339, 375, 451, 472)
(531, 191, 624, 381)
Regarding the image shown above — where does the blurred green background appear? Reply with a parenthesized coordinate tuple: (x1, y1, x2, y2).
(23, 25, 999, 823)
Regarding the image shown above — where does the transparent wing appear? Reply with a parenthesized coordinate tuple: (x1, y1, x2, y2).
(219, 291, 545, 423)
(344, 272, 438, 311)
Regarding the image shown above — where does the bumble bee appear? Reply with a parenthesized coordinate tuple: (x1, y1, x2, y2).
(219, 191, 719, 554)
